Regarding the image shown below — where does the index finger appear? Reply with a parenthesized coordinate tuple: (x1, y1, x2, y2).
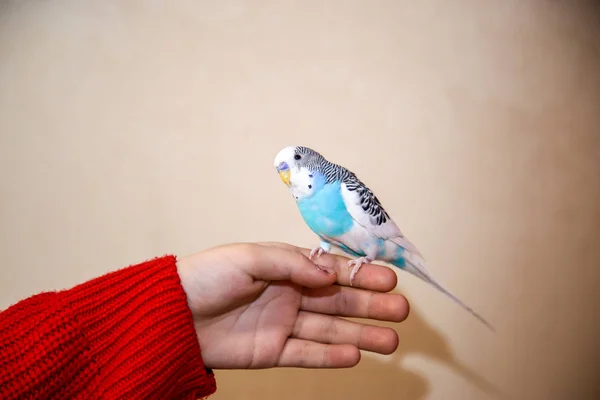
(257, 242, 398, 292)
(240, 243, 338, 288)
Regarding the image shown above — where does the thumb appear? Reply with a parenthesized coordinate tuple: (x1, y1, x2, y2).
(243, 245, 337, 288)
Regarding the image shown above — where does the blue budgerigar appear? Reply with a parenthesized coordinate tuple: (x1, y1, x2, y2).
(273, 145, 494, 331)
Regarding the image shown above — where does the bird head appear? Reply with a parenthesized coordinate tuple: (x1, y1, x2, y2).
(274, 146, 323, 200)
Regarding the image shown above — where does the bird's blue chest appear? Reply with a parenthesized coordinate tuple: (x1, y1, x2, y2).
(297, 182, 354, 237)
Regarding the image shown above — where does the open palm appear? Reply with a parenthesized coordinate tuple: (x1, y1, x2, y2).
(176, 242, 410, 370)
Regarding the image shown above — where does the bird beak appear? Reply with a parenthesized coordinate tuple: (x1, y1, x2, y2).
(279, 169, 291, 186)
(277, 162, 291, 186)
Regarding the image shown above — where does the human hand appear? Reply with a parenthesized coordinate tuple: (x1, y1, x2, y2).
(176, 242, 409, 370)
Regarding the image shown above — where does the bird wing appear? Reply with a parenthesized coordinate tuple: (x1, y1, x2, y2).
(340, 176, 422, 256)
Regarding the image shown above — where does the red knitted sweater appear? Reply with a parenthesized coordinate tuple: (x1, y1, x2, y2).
(0, 255, 217, 399)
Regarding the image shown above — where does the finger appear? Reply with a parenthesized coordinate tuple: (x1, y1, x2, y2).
(257, 242, 398, 292)
(241, 243, 338, 288)
(276, 338, 360, 368)
(301, 285, 410, 322)
(292, 311, 399, 355)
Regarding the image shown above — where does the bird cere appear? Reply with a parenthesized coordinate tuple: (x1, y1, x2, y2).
(273, 145, 495, 331)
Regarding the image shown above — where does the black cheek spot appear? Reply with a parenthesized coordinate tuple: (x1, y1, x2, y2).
(308, 184, 312, 189)
(309, 174, 313, 178)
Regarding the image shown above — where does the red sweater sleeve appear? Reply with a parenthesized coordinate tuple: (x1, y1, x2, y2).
(0, 255, 217, 399)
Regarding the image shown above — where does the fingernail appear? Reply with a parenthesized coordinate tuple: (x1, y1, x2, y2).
(315, 263, 335, 275)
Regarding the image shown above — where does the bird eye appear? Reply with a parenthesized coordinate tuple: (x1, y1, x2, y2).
(294, 154, 301, 160)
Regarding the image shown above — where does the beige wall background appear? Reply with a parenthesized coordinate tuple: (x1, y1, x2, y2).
(1, 1, 599, 399)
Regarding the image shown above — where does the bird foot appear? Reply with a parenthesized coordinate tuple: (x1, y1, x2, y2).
(347, 257, 372, 286)
(309, 246, 328, 261)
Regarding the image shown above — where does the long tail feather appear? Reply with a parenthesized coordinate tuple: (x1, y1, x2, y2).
(395, 252, 496, 331)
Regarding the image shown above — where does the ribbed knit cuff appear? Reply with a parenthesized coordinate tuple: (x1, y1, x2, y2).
(61, 255, 217, 399)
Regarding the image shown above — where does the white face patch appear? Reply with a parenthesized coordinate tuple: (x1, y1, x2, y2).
(288, 167, 315, 201)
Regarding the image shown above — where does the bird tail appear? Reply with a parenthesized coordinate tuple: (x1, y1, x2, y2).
(393, 250, 496, 332)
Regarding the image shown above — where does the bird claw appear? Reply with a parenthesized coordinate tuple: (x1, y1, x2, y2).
(347, 257, 372, 286)
(309, 246, 328, 261)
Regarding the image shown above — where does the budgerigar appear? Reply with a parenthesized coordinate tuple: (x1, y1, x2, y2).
(273, 145, 494, 331)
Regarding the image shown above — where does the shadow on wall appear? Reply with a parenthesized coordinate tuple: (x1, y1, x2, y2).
(391, 309, 508, 399)
(213, 309, 508, 400)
